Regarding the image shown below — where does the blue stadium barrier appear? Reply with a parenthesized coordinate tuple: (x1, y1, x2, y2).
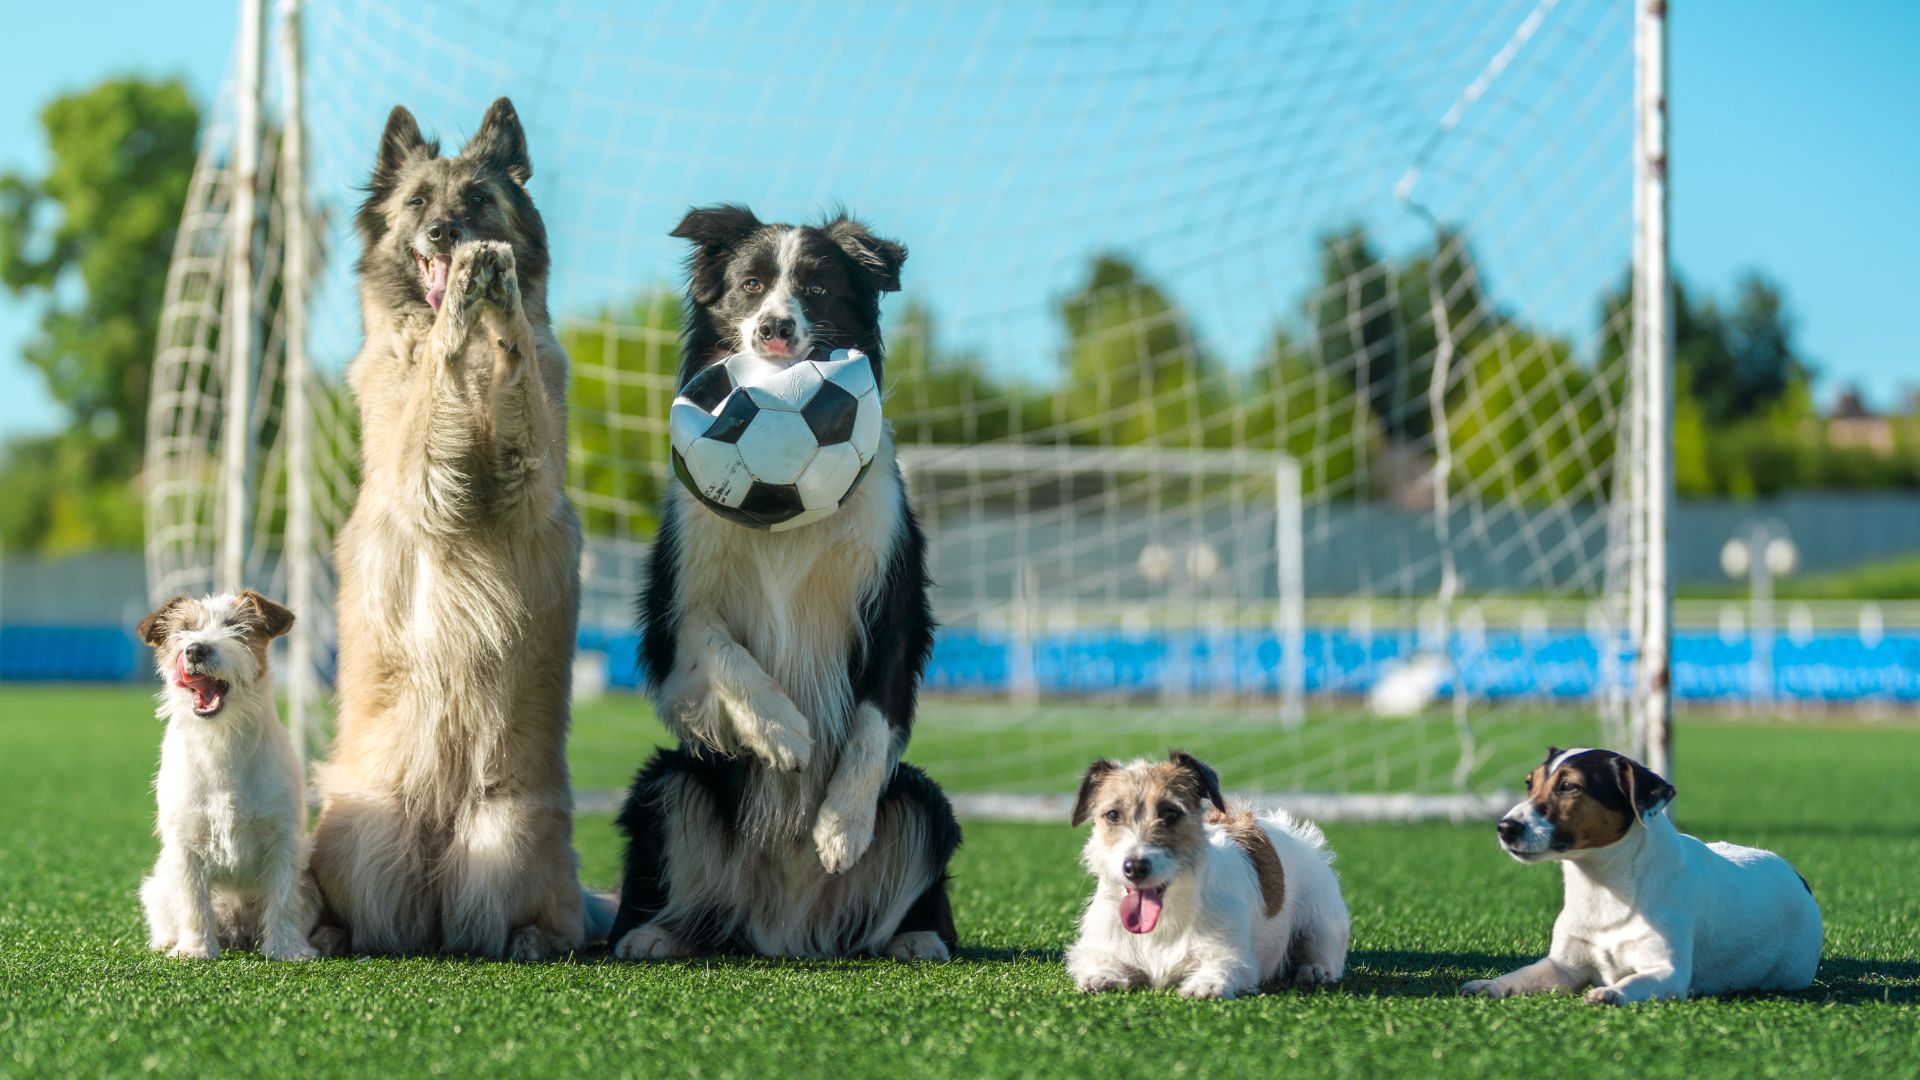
(0, 626, 143, 683)
(10, 622, 1920, 705)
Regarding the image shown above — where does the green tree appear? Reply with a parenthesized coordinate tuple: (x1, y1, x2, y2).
(884, 300, 1024, 445)
(0, 77, 200, 551)
(1052, 253, 1229, 448)
(1447, 327, 1616, 504)
(561, 292, 682, 540)
(1238, 326, 1370, 498)
(1311, 227, 1412, 441)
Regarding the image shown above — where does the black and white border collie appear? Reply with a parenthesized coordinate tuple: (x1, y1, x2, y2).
(610, 205, 960, 961)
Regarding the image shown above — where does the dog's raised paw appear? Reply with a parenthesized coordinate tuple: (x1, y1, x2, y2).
(883, 930, 950, 963)
(813, 805, 876, 875)
(756, 706, 815, 773)
(461, 241, 516, 310)
(612, 923, 692, 962)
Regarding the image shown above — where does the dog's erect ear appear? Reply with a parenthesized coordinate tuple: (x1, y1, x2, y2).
(1168, 750, 1227, 813)
(374, 105, 433, 185)
(137, 596, 190, 648)
(1613, 754, 1676, 822)
(463, 97, 532, 185)
(236, 590, 296, 640)
(671, 204, 762, 305)
(1070, 759, 1120, 826)
(824, 215, 907, 293)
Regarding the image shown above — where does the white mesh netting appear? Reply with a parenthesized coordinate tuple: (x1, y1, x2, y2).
(147, 0, 1649, 812)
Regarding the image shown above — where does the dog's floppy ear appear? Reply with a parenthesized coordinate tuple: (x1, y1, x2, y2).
(1168, 750, 1227, 813)
(1613, 754, 1675, 822)
(236, 590, 296, 640)
(373, 105, 434, 187)
(671, 204, 762, 306)
(1070, 759, 1120, 826)
(137, 596, 190, 648)
(464, 97, 532, 185)
(824, 215, 907, 293)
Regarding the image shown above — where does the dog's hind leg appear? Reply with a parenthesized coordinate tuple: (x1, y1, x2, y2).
(609, 749, 729, 962)
(139, 855, 183, 953)
(309, 789, 436, 954)
(442, 793, 586, 961)
(259, 834, 318, 961)
(871, 763, 962, 961)
(146, 845, 219, 960)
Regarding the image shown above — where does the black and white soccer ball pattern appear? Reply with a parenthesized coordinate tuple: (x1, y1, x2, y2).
(669, 348, 882, 531)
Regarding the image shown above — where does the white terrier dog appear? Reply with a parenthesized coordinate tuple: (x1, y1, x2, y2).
(1066, 752, 1350, 999)
(1461, 746, 1821, 1004)
(137, 591, 316, 960)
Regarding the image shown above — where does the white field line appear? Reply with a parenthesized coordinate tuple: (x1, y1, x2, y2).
(568, 788, 1515, 824)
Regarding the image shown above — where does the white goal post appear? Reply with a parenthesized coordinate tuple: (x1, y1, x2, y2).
(145, 0, 1674, 820)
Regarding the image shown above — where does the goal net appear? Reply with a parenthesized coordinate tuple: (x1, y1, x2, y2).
(147, 0, 1663, 819)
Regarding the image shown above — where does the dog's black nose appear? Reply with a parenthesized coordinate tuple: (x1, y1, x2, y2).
(1122, 857, 1153, 882)
(426, 219, 461, 246)
(184, 642, 210, 665)
(756, 315, 796, 343)
(1496, 818, 1524, 844)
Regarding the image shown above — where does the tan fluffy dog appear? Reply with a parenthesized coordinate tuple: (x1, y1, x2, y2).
(309, 98, 591, 960)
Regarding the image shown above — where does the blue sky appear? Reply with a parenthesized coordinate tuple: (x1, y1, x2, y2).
(0, 1, 1915, 440)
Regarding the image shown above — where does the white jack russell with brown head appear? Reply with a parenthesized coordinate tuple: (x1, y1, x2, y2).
(1462, 747, 1821, 1005)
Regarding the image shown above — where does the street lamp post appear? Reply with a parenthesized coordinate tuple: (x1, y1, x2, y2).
(1720, 521, 1797, 705)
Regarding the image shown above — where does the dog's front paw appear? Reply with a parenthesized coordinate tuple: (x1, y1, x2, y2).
(309, 925, 351, 957)
(1292, 962, 1339, 988)
(455, 240, 516, 312)
(751, 698, 815, 773)
(883, 931, 950, 962)
(263, 938, 318, 962)
(1460, 978, 1511, 998)
(612, 923, 693, 962)
(813, 804, 876, 874)
(1177, 972, 1238, 1000)
(1584, 985, 1627, 1006)
(166, 938, 218, 961)
(506, 925, 565, 963)
(1074, 970, 1135, 993)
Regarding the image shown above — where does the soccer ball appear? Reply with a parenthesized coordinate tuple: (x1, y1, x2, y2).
(669, 347, 883, 531)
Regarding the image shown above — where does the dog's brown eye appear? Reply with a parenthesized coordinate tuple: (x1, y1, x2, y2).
(743, 278, 763, 293)
(1161, 809, 1183, 824)
(1556, 780, 1580, 795)
(806, 283, 826, 296)
(1103, 809, 1121, 824)
(407, 196, 426, 207)
(468, 192, 486, 207)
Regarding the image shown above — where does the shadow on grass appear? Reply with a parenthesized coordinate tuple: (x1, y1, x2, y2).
(1343, 950, 1919, 1005)
(1800, 957, 1920, 1004)
(427, 942, 1918, 1005)
(1341, 949, 1531, 998)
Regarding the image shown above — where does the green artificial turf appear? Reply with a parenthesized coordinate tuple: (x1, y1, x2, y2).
(2, 686, 1916, 1078)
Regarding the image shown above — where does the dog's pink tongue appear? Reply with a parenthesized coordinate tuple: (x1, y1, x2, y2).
(1121, 888, 1163, 935)
(426, 255, 450, 311)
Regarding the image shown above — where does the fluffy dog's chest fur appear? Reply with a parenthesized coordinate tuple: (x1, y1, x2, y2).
(671, 446, 901, 734)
